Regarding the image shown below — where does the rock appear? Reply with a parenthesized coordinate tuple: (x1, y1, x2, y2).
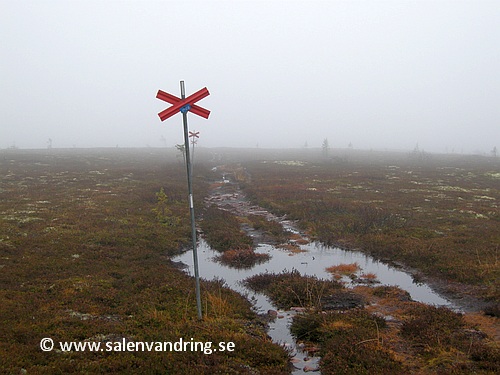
(303, 364, 320, 372)
(267, 309, 278, 317)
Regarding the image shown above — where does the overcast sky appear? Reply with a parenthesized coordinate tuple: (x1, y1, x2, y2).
(1, 0, 499, 153)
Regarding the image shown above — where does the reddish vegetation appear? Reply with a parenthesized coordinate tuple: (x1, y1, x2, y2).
(325, 263, 360, 275)
(242, 151, 500, 303)
(0, 149, 289, 374)
(216, 246, 271, 269)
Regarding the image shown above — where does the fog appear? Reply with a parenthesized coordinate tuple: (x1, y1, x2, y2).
(1, 0, 499, 154)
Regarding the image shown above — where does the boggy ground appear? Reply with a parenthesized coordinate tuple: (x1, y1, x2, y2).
(2, 147, 499, 374)
(245, 270, 500, 374)
(0, 149, 290, 374)
(238, 149, 499, 307)
(201, 158, 499, 374)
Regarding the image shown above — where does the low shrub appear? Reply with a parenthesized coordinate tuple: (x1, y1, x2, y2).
(326, 262, 360, 276)
(400, 305, 466, 351)
(200, 205, 253, 251)
(371, 285, 413, 301)
(247, 214, 289, 243)
(291, 309, 400, 374)
(215, 246, 271, 269)
(244, 269, 342, 310)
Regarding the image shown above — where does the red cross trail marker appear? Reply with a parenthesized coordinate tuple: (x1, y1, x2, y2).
(188, 131, 200, 165)
(156, 81, 210, 320)
(156, 87, 210, 121)
(189, 131, 200, 139)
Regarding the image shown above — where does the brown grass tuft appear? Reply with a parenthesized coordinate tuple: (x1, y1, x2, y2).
(326, 263, 360, 275)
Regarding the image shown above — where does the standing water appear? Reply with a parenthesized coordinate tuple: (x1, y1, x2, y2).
(172, 175, 457, 374)
(173, 237, 457, 374)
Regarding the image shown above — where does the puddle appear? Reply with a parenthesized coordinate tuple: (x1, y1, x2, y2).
(173, 240, 321, 373)
(172, 174, 457, 373)
(173, 238, 455, 374)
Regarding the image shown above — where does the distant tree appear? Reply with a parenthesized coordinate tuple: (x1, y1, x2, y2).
(152, 187, 178, 226)
(322, 138, 329, 158)
(409, 143, 430, 161)
(348, 142, 353, 149)
(175, 144, 186, 164)
(491, 146, 497, 158)
(47, 138, 52, 149)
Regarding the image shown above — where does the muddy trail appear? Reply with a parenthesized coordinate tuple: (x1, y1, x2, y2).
(174, 167, 500, 373)
(201, 172, 323, 373)
(204, 175, 301, 247)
